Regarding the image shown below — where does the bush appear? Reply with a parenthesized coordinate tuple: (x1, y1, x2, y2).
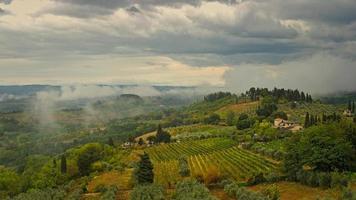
(203, 114, 221, 125)
(330, 172, 349, 188)
(172, 179, 216, 200)
(178, 157, 190, 177)
(224, 182, 268, 200)
(306, 172, 319, 187)
(247, 173, 266, 186)
(130, 184, 165, 200)
(318, 173, 331, 189)
(341, 187, 356, 200)
(265, 172, 285, 183)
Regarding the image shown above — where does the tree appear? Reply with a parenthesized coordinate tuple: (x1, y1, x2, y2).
(155, 124, 171, 143)
(134, 153, 154, 184)
(274, 111, 288, 120)
(178, 157, 190, 177)
(285, 124, 354, 172)
(107, 137, 114, 147)
(0, 166, 22, 197)
(348, 100, 352, 111)
(138, 138, 144, 146)
(300, 125, 354, 171)
(60, 155, 67, 174)
(236, 113, 254, 130)
(130, 184, 165, 200)
(77, 144, 102, 176)
(352, 101, 355, 113)
(225, 111, 235, 126)
(304, 112, 310, 128)
(203, 113, 221, 125)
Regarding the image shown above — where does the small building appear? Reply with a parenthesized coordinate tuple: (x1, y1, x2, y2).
(274, 118, 303, 132)
(343, 109, 353, 117)
(121, 142, 134, 149)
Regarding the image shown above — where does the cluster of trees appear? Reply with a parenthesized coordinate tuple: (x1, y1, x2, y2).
(224, 181, 276, 200)
(203, 92, 233, 102)
(236, 113, 254, 130)
(245, 87, 313, 103)
(203, 113, 221, 125)
(284, 123, 355, 182)
(304, 112, 341, 128)
(144, 125, 171, 145)
(155, 125, 171, 143)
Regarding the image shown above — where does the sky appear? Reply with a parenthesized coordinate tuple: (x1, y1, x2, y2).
(0, 0, 356, 93)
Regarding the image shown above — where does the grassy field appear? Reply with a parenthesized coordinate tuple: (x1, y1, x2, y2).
(249, 181, 352, 200)
(216, 101, 260, 118)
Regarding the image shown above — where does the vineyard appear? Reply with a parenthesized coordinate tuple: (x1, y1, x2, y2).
(146, 138, 236, 161)
(278, 102, 344, 123)
(146, 138, 279, 187)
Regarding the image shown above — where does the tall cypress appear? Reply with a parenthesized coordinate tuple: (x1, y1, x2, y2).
(348, 100, 352, 111)
(304, 112, 310, 128)
(352, 101, 355, 113)
(61, 154, 67, 174)
(135, 153, 154, 184)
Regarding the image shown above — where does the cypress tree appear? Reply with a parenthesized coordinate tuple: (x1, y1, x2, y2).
(310, 114, 314, 126)
(348, 100, 352, 111)
(304, 112, 310, 128)
(352, 101, 355, 113)
(108, 137, 114, 147)
(61, 154, 67, 174)
(301, 92, 306, 101)
(135, 153, 154, 184)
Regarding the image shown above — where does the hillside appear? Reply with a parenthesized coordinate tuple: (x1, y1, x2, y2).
(0, 89, 355, 200)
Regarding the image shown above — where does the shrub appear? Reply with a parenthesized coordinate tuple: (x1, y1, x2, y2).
(306, 172, 319, 187)
(172, 179, 216, 200)
(318, 173, 331, 189)
(330, 172, 348, 188)
(178, 157, 190, 177)
(265, 172, 285, 183)
(341, 187, 356, 200)
(130, 184, 165, 200)
(247, 173, 266, 186)
(224, 182, 268, 200)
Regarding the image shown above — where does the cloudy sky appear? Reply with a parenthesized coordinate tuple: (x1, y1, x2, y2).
(0, 0, 356, 93)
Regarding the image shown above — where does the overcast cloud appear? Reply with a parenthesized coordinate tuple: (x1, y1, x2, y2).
(0, 0, 355, 93)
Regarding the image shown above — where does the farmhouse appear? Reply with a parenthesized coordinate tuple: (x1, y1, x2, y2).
(343, 109, 353, 117)
(274, 118, 303, 132)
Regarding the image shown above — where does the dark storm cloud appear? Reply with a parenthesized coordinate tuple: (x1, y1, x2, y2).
(0, 0, 12, 4)
(269, 0, 356, 24)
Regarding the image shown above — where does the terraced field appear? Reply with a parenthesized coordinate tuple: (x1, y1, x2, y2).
(146, 138, 279, 186)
